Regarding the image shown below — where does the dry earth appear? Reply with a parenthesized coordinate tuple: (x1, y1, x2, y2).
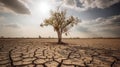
(0, 39, 120, 67)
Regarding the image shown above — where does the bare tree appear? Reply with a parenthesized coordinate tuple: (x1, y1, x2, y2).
(40, 10, 80, 44)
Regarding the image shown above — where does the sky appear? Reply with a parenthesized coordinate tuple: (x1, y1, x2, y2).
(0, 0, 120, 38)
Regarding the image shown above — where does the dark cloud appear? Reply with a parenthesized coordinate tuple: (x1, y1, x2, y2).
(79, 0, 120, 9)
(0, 0, 30, 14)
(66, 2, 120, 21)
(61, 0, 120, 10)
(75, 0, 83, 8)
(109, 16, 120, 23)
(77, 15, 120, 37)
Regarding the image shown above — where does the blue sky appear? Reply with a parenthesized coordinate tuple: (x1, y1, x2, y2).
(0, 0, 120, 38)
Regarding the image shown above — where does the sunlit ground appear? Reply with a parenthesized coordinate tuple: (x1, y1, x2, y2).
(0, 38, 120, 67)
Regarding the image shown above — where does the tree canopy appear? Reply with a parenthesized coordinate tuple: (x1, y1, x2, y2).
(40, 10, 80, 43)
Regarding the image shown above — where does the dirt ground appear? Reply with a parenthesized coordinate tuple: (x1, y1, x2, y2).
(0, 38, 120, 67)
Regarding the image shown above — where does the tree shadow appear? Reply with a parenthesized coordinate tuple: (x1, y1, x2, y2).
(57, 42, 69, 45)
(41, 42, 69, 45)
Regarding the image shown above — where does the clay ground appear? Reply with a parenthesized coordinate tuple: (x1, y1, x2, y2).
(0, 38, 120, 67)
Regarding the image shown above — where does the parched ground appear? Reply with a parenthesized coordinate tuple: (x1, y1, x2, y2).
(0, 39, 120, 67)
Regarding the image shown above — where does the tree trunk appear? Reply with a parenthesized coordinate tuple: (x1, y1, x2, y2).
(57, 31, 62, 44)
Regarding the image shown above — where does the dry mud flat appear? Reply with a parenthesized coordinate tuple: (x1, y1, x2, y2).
(0, 39, 120, 67)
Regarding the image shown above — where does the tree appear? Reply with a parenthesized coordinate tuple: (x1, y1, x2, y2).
(40, 10, 80, 44)
(0, 36, 4, 38)
(39, 35, 41, 39)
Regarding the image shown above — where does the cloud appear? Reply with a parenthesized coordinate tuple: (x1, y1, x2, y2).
(80, 0, 120, 8)
(4, 23, 20, 28)
(0, 22, 20, 28)
(0, 16, 20, 28)
(77, 15, 120, 37)
(61, 0, 120, 11)
(0, 0, 30, 14)
(64, 0, 75, 6)
(0, 23, 21, 37)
